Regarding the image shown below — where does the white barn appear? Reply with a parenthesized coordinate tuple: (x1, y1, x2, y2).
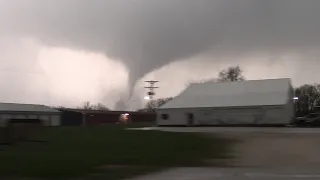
(0, 103, 61, 127)
(156, 78, 295, 126)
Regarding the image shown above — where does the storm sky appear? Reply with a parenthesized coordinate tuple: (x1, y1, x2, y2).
(1, 0, 320, 109)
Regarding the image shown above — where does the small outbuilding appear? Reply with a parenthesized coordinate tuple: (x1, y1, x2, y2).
(0, 103, 61, 127)
(156, 78, 295, 126)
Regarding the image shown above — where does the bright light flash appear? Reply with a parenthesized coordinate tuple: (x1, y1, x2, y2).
(144, 96, 150, 100)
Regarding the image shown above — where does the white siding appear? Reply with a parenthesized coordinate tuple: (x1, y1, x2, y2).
(38, 115, 50, 126)
(157, 105, 291, 126)
(196, 108, 262, 125)
(263, 107, 285, 124)
(50, 115, 60, 126)
(156, 108, 196, 125)
(157, 109, 194, 126)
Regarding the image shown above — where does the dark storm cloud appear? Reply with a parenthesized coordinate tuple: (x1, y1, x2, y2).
(2, 0, 320, 89)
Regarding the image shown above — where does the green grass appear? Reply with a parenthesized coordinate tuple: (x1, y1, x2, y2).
(0, 125, 231, 179)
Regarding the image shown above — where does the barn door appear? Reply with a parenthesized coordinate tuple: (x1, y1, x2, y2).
(186, 113, 194, 126)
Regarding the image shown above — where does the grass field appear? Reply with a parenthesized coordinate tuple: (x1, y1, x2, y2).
(0, 125, 232, 179)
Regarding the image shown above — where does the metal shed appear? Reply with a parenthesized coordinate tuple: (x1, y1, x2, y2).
(156, 78, 295, 126)
(0, 103, 61, 127)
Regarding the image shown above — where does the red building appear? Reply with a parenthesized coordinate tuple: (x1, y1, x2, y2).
(58, 108, 155, 126)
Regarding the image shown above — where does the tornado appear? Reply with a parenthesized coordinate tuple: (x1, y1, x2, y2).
(2, 0, 320, 109)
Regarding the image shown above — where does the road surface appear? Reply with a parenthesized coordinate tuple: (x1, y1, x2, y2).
(127, 127, 320, 180)
(128, 126, 320, 134)
(129, 167, 320, 180)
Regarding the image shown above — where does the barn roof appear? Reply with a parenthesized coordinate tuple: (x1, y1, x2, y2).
(0, 103, 60, 113)
(158, 78, 292, 109)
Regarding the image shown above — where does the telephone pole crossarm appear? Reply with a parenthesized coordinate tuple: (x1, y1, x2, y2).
(144, 80, 159, 100)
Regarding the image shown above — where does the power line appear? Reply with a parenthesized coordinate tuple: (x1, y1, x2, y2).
(144, 80, 159, 100)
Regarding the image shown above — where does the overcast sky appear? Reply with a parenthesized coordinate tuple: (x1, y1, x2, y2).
(1, 0, 320, 110)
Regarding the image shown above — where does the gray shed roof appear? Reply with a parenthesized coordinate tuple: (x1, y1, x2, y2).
(0, 103, 60, 113)
(159, 78, 292, 109)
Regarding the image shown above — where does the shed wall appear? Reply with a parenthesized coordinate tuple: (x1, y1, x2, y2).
(60, 110, 83, 126)
(50, 115, 61, 126)
(39, 115, 50, 126)
(0, 113, 61, 127)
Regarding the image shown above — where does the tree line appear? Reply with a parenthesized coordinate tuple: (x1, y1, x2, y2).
(144, 65, 320, 117)
(294, 84, 320, 116)
(56, 101, 110, 111)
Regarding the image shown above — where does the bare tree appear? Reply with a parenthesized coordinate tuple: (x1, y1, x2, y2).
(82, 101, 93, 110)
(80, 101, 110, 110)
(145, 97, 173, 110)
(185, 66, 245, 88)
(295, 84, 320, 116)
(217, 65, 245, 82)
(92, 103, 110, 110)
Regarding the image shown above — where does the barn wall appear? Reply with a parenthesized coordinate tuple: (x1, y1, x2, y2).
(157, 105, 291, 126)
(196, 108, 262, 125)
(262, 106, 289, 124)
(156, 108, 199, 126)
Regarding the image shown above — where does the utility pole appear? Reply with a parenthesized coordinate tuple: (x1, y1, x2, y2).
(144, 80, 159, 100)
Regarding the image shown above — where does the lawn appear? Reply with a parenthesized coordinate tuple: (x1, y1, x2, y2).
(0, 125, 232, 179)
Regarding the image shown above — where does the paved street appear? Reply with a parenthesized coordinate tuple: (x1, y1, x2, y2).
(127, 127, 320, 180)
(129, 167, 320, 180)
(129, 126, 320, 134)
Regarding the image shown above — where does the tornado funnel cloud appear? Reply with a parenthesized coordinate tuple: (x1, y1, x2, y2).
(2, 0, 320, 109)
